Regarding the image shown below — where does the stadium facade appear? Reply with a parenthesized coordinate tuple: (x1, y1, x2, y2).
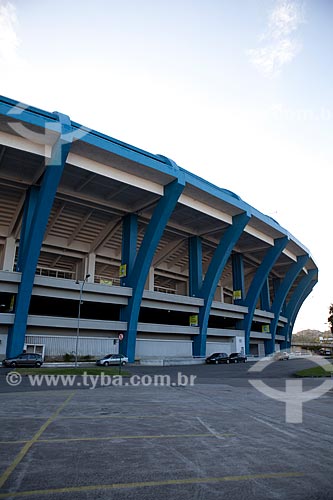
(0, 96, 318, 362)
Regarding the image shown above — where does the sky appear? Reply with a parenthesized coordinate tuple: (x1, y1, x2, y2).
(0, 0, 332, 333)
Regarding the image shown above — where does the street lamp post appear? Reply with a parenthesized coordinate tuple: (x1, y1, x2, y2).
(74, 274, 90, 367)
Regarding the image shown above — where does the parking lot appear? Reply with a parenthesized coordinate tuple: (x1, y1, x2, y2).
(0, 358, 332, 499)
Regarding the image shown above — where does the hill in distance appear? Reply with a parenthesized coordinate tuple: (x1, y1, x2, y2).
(293, 329, 332, 341)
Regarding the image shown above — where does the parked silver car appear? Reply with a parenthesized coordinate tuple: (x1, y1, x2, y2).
(96, 354, 128, 366)
(2, 353, 43, 368)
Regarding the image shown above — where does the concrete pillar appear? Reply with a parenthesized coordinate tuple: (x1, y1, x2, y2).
(86, 253, 96, 283)
(188, 236, 202, 297)
(2, 237, 16, 271)
(147, 266, 154, 291)
(214, 284, 224, 301)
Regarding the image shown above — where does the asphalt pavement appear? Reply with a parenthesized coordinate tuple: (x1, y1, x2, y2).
(0, 358, 332, 500)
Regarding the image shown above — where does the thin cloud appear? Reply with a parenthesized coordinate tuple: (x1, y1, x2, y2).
(268, 1, 304, 38)
(0, 1, 20, 62)
(248, 0, 305, 77)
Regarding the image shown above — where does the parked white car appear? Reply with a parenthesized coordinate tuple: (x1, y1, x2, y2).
(274, 351, 289, 361)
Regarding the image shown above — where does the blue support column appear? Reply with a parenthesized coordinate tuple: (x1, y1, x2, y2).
(16, 187, 39, 272)
(260, 278, 270, 311)
(280, 269, 317, 349)
(265, 254, 309, 354)
(120, 175, 185, 362)
(188, 236, 202, 297)
(192, 212, 250, 357)
(6, 113, 72, 357)
(232, 253, 245, 304)
(120, 214, 138, 287)
(272, 277, 281, 296)
(243, 237, 288, 356)
(283, 284, 315, 349)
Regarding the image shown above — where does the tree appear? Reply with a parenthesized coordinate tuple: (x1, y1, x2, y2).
(328, 304, 333, 333)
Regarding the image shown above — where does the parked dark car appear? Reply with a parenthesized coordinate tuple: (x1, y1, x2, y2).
(317, 348, 332, 356)
(228, 352, 247, 363)
(205, 352, 230, 364)
(2, 353, 43, 368)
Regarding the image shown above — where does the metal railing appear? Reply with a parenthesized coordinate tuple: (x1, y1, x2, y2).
(36, 267, 74, 279)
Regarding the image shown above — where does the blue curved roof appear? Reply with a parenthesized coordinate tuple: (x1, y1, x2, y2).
(0, 94, 314, 259)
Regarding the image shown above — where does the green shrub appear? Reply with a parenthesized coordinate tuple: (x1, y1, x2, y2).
(81, 355, 93, 361)
(63, 352, 75, 362)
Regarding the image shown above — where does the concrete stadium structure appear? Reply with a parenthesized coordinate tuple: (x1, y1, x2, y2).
(0, 96, 318, 362)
